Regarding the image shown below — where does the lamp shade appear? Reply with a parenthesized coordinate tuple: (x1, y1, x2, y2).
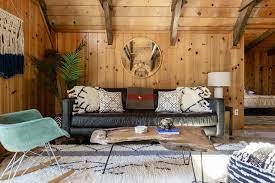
(208, 72, 231, 87)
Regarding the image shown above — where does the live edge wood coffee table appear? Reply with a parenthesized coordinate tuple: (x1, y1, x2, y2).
(90, 126, 215, 183)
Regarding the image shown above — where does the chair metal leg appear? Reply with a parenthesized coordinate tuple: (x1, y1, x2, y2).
(10, 152, 26, 182)
(102, 144, 114, 174)
(46, 143, 62, 172)
(0, 152, 17, 179)
(0, 152, 26, 183)
(8, 155, 17, 181)
(0, 144, 64, 182)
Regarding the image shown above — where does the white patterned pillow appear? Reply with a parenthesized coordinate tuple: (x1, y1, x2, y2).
(177, 87, 212, 113)
(67, 86, 100, 114)
(155, 90, 182, 113)
(98, 90, 124, 113)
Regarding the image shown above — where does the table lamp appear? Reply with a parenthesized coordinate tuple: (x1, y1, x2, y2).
(208, 72, 231, 98)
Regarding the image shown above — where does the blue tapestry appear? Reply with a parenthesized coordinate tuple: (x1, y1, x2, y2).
(0, 54, 24, 79)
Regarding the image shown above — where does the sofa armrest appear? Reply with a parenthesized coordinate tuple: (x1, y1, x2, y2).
(62, 98, 74, 134)
(208, 98, 224, 136)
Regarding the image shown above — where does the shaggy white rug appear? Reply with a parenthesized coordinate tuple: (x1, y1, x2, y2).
(0, 143, 247, 183)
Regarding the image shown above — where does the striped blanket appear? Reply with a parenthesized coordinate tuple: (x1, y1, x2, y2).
(227, 143, 275, 183)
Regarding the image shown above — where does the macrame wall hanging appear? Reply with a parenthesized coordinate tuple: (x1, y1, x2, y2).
(0, 8, 24, 79)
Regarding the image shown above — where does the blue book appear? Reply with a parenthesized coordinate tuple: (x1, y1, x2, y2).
(157, 127, 180, 135)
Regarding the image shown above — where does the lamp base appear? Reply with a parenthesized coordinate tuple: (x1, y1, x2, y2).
(214, 87, 223, 98)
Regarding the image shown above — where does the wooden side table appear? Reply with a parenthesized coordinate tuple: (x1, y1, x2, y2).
(225, 106, 234, 139)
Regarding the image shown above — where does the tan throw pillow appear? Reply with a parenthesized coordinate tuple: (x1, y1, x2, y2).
(155, 90, 182, 113)
(98, 89, 124, 113)
(67, 86, 100, 114)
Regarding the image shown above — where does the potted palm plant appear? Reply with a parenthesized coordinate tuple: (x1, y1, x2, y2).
(32, 40, 86, 112)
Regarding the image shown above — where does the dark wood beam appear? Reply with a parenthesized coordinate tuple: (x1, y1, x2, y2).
(170, 0, 184, 46)
(100, 0, 113, 45)
(233, 0, 262, 46)
(171, 0, 177, 11)
(267, 47, 275, 56)
(38, 0, 52, 30)
(31, 0, 55, 48)
(239, 0, 255, 11)
(245, 29, 275, 52)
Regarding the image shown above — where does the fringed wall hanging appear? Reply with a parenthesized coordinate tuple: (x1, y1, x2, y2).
(0, 8, 24, 79)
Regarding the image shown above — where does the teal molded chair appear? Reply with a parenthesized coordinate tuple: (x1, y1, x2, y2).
(0, 109, 70, 182)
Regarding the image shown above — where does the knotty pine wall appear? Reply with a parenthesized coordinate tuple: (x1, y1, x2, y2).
(245, 51, 275, 95)
(0, 0, 55, 116)
(57, 31, 244, 129)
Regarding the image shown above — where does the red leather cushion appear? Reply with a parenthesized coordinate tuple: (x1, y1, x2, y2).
(126, 87, 154, 109)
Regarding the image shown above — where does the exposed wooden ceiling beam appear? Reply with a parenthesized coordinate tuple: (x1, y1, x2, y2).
(245, 29, 275, 52)
(100, 0, 113, 45)
(170, 0, 184, 46)
(31, 0, 55, 48)
(239, 0, 255, 12)
(233, 0, 262, 46)
(38, 0, 52, 30)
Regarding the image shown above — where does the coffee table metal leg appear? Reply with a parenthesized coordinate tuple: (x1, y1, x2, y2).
(102, 144, 114, 174)
(190, 152, 205, 183)
(182, 151, 191, 165)
(190, 152, 197, 183)
(201, 151, 204, 183)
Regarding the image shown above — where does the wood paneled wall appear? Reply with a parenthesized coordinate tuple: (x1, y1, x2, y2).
(57, 31, 244, 129)
(245, 51, 275, 95)
(0, 0, 55, 116)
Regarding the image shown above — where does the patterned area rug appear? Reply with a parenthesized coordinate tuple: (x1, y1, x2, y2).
(0, 143, 247, 183)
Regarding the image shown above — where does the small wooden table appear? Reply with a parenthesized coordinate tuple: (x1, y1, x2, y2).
(91, 126, 215, 182)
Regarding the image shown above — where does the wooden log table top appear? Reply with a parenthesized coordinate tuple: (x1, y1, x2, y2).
(90, 126, 215, 152)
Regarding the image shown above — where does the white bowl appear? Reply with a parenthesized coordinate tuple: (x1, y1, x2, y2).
(135, 126, 148, 133)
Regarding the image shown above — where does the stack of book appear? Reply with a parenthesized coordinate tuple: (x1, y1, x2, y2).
(157, 127, 179, 135)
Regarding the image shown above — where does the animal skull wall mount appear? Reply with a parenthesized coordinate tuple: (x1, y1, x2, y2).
(121, 37, 162, 78)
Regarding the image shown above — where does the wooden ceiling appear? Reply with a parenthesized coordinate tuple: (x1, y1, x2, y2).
(245, 29, 275, 51)
(43, 0, 275, 48)
(45, 0, 275, 31)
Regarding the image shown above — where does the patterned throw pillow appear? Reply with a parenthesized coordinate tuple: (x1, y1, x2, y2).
(98, 90, 124, 113)
(67, 86, 100, 114)
(177, 87, 212, 113)
(155, 90, 182, 113)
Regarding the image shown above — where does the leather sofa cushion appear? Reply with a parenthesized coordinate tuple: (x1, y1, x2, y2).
(71, 111, 218, 128)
